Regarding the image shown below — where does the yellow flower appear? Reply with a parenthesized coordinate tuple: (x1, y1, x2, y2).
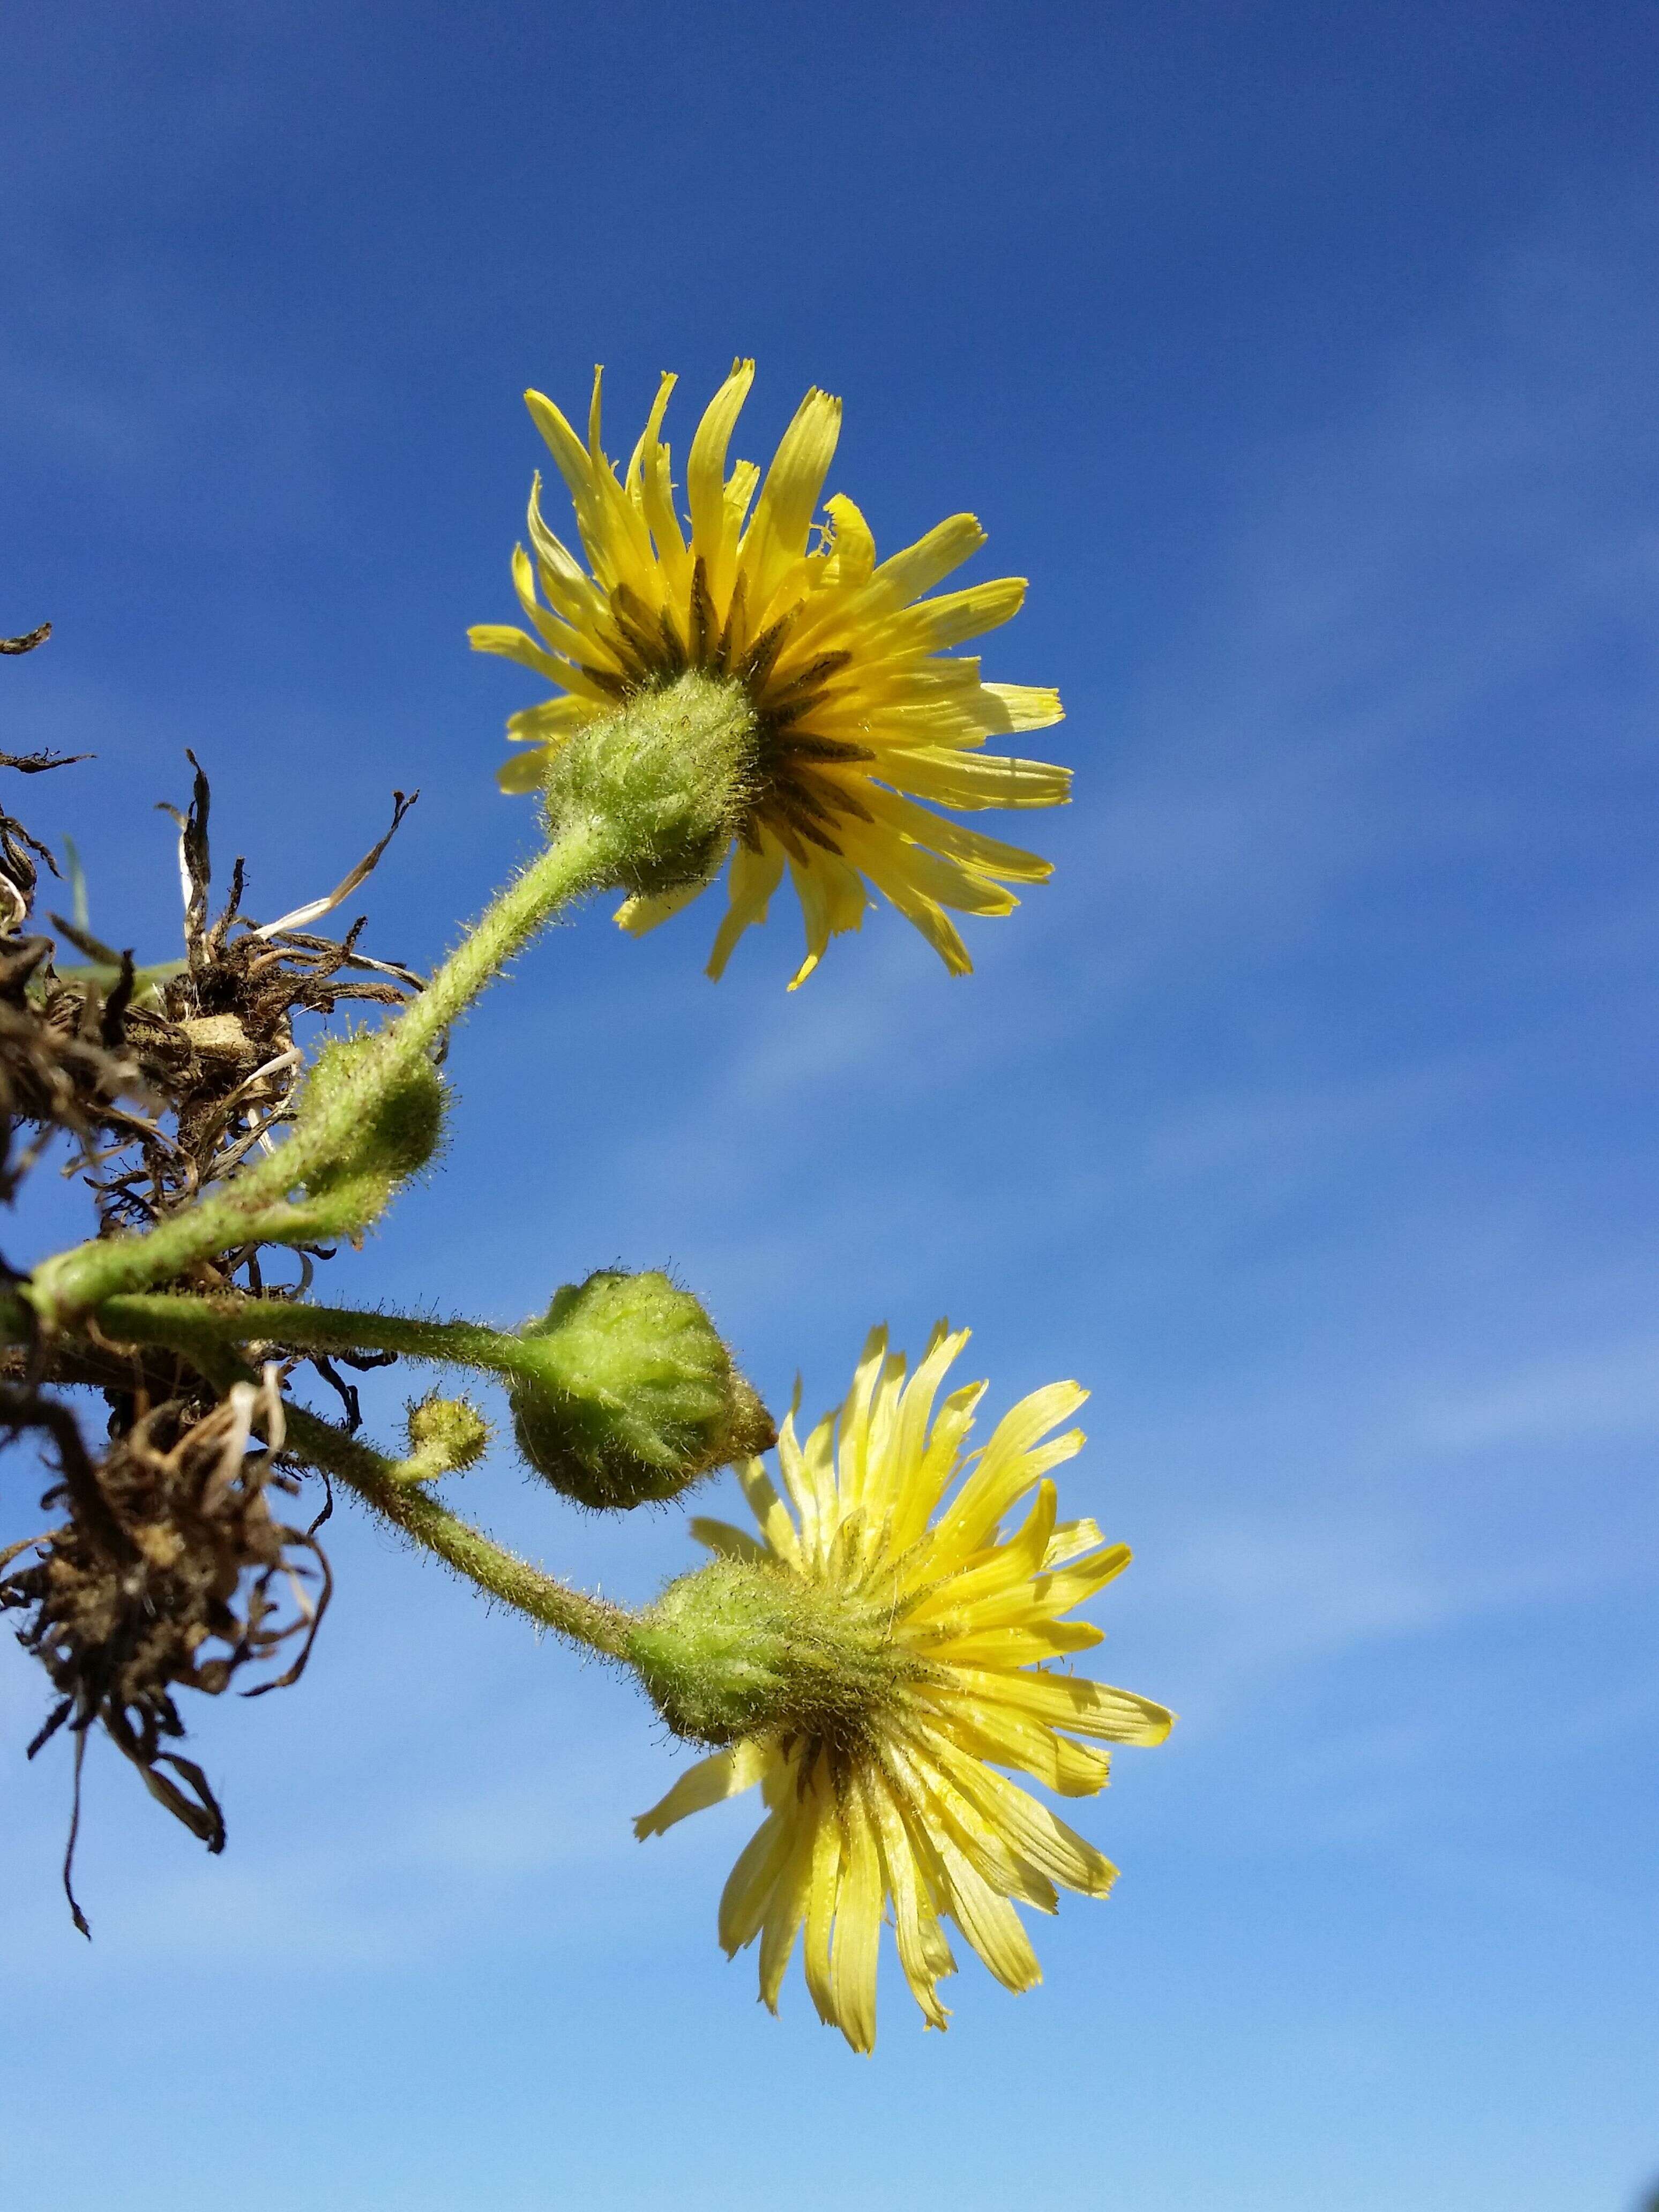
(633, 1324, 1172, 2051)
(469, 363, 1071, 987)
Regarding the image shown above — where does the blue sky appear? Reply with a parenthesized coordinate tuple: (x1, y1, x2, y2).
(2, 4, 1656, 2206)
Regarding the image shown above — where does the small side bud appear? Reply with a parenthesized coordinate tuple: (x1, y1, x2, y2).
(394, 1393, 490, 1482)
(295, 1036, 446, 1236)
(543, 669, 759, 897)
(627, 1558, 910, 1748)
(506, 1268, 775, 1512)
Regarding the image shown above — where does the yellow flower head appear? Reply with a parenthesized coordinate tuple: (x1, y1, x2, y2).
(469, 364, 1071, 987)
(634, 1324, 1172, 2051)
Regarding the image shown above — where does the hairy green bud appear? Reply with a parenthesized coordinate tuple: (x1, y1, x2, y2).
(542, 669, 759, 898)
(294, 1036, 446, 1236)
(395, 1393, 490, 1482)
(507, 1269, 775, 1512)
(627, 1558, 914, 1748)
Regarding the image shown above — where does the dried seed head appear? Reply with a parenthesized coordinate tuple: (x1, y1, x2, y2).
(0, 1371, 329, 1920)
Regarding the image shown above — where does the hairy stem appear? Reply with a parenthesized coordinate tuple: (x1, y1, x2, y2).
(85, 1291, 559, 1384)
(280, 1401, 636, 1658)
(0, 1288, 635, 1658)
(26, 814, 619, 1327)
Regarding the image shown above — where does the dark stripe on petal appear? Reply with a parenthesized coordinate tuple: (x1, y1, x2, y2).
(690, 557, 717, 667)
(765, 649, 854, 707)
(772, 735, 876, 765)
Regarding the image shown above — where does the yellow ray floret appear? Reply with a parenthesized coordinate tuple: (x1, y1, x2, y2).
(469, 362, 1071, 985)
(636, 1325, 1172, 2050)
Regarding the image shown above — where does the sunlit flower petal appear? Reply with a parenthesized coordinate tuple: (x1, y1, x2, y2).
(472, 367, 1071, 983)
(635, 1324, 1172, 2050)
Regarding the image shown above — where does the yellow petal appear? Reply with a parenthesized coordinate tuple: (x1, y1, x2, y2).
(639, 401, 691, 595)
(634, 1737, 771, 1839)
(758, 1795, 818, 2012)
(504, 695, 595, 743)
(522, 387, 595, 508)
(801, 1792, 843, 2026)
(862, 1322, 969, 1541)
(736, 1456, 801, 1566)
(527, 475, 611, 629)
(625, 372, 677, 515)
(705, 833, 786, 981)
(932, 1693, 1074, 1789)
(686, 358, 755, 597)
(829, 1795, 884, 2052)
(784, 851, 835, 990)
(743, 386, 842, 606)
(574, 367, 663, 602)
(718, 1805, 795, 1954)
(864, 1772, 953, 2029)
(466, 623, 616, 705)
(687, 1516, 772, 1564)
(833, 1324, 891, 1513)
(930, 1383, 1088, 1560)
(724, 458, 760, 535)
(954, 1667, 1176, 1746)
(933, 1832, 1042, 1993)
(980, 681, 1065, 733)
(883, 749, 1071, 813)
(821, 492, 876, 588)
(890, 1378, 987, 1560)
(784, 848, 868, 991)
(908, 1480, 1060, 1627)
(1031, 1542, 1135, 1615)
(496, 749, 550, 795)
(960, 1708, 1110, 1799)
(887, 1735, 1050, 1910)
(923, 1729, 1117, 1898)
(837, 829, 974, 976)
(914, 1531, 1129, 1640)
(869, 513, 987, 608)
(926, 1620, 1104, 1668)
(885, 574, 1027, 653)
(612, 877, 707, 940)
(466, 622, 566, 678)
(1043, 1518, 1104, 1568)
(851, 784, 1055, 884)
(776, 1410, 833, 1564)
(1050, 1738, 1114, 1794)
(511, 544, 599, 668)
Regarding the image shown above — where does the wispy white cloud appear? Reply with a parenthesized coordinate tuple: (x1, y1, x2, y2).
(1406, 1337, 1659, 1451)
(1033, 200, 1659, 1013)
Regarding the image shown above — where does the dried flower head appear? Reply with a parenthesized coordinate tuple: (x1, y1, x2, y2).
(0, 1367, 328, 1930)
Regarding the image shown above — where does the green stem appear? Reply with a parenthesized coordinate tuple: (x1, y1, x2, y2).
(88, 1291, 555, 1384)
(0, 1289, 633, 1657)
(347, 813, 618, 1065)
(26, 815, 620, 1328)
(387, 1439, 464, 1487)
(280, 1401, 636, 1659)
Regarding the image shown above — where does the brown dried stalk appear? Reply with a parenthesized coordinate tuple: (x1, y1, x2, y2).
(0, 1368, 330, 1932)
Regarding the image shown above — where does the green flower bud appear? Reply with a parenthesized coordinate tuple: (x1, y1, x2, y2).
(627, 1557, 916, 1748)
(542, 669, 759, 898)
(396, 1393, 490, 1482)
(295, 1036, 446, 1236)
(506, 1268, 775, 1512)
